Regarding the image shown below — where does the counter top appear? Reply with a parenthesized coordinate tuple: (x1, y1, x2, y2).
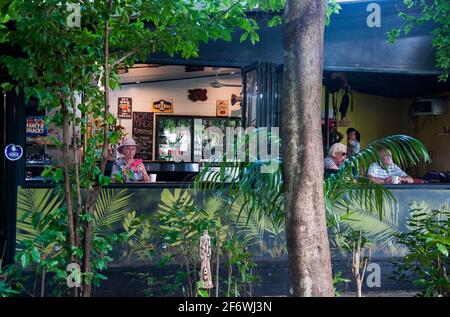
(22, 181, 450, 190)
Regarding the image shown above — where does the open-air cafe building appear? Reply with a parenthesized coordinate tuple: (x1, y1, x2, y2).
(1, 0, 450, 295)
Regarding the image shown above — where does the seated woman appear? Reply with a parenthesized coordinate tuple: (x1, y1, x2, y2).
(111, 138, 150, 183)
(324, 143, 347, 176)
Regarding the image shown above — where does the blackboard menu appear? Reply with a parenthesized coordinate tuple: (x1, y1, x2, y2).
(132, 112, 153, 160)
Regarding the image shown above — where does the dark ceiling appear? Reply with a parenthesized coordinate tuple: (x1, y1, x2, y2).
(334, 72, 450, 99)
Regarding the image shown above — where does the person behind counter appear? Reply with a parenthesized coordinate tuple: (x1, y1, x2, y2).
(346, 127, 361, 157)
(111, 138, 150, 183)
(367, 149, 413, 184)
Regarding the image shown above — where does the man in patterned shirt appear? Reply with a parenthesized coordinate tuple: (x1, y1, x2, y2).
(367, 149, 413, 184)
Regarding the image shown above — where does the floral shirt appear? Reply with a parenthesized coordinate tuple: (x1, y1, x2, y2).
(111, 159, 145, 182)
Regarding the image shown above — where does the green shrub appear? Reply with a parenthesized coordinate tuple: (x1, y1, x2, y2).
(394, 204, 450, 297)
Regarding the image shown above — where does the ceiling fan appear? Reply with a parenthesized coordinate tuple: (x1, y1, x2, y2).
(210, 68, 241, 88)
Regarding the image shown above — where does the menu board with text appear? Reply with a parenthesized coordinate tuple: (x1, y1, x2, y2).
(132, 112, 153, 160)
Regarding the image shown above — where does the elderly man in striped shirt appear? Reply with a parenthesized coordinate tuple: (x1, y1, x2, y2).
(367, 149, 413, 184)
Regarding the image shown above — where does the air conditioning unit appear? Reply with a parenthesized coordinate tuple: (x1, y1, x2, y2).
(411, 98, 448, 116)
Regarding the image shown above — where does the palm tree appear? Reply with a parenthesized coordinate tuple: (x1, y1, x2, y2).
(194, 132, 431, 253)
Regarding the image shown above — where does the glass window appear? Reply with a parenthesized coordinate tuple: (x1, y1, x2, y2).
(156, 116, 242, 162)
(245, 69, 258, 128)
(195, 117, 242, 161)
(156, 116, 192, 161)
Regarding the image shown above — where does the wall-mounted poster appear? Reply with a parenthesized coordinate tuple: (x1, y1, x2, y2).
(132, 112, 153, 160)
(152, 99, 173, 113)
(118, 97, 132, 119)
(26, 116, 47, 136)
(216, 100, 229, 117)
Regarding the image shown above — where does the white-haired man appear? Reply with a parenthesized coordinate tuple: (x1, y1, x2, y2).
(367, 149, 413, 184)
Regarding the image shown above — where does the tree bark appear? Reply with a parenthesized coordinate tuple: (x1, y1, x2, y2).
(82, 186, 100, 297)
(61, 97, 76, 258)
(40, 267, 46, 297)
(61, 96, 79, 297)
(281, 0, 334, 296)
(215, 237, 220, 297)
(71, 95, 82, 252)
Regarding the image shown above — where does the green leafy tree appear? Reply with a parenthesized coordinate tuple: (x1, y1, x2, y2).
(0, 0, 285, 296)
(388, 0, 450, 82)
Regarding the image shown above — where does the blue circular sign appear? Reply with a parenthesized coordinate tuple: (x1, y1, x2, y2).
(4, 143, 23, 161)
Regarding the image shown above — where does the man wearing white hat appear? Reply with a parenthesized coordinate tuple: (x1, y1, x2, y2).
(111, 138, 150, 183)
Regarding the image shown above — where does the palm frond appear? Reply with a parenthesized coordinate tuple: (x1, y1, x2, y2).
(328, 134, 431, 183)
(194, 129, 284, 228)
(334, 196, 401, 245)
(325, 134, 430, 221)
(229, 194, 286, 257)
(94, 188, 134, 229)
(16, 187, 63, 245)
(204, 195, 223, 218)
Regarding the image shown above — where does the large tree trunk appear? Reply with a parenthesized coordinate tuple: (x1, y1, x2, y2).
(281, 0, 334, 296)
(61, 96, 79, 297)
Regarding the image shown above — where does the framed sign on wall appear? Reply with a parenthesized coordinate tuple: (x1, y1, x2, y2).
(216, 100, 229, 117)
(118, 97, 132, 119)
(152, 99, 173, 113)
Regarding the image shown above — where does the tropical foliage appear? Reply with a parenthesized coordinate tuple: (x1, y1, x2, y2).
(14, 187, 134, 296)
(229, 195, 287, 258)
(394, 201, 450, 297)
(0, 0, 287, 296)
(195, 132, 430, 247)
(331, 195, 403, 256)
(124, 189, 259, 297)
(0, 264, 24, 297)
(16, 188, 64, 246)
(324, 135, 430, 245)
(17, 188, 134, 243)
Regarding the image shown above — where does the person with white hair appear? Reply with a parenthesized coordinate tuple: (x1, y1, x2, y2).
(324, 142, 347, 171)
(367, 149, 413, 184)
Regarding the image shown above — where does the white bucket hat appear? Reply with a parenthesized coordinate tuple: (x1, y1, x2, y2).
(117, 138, 141, 155)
